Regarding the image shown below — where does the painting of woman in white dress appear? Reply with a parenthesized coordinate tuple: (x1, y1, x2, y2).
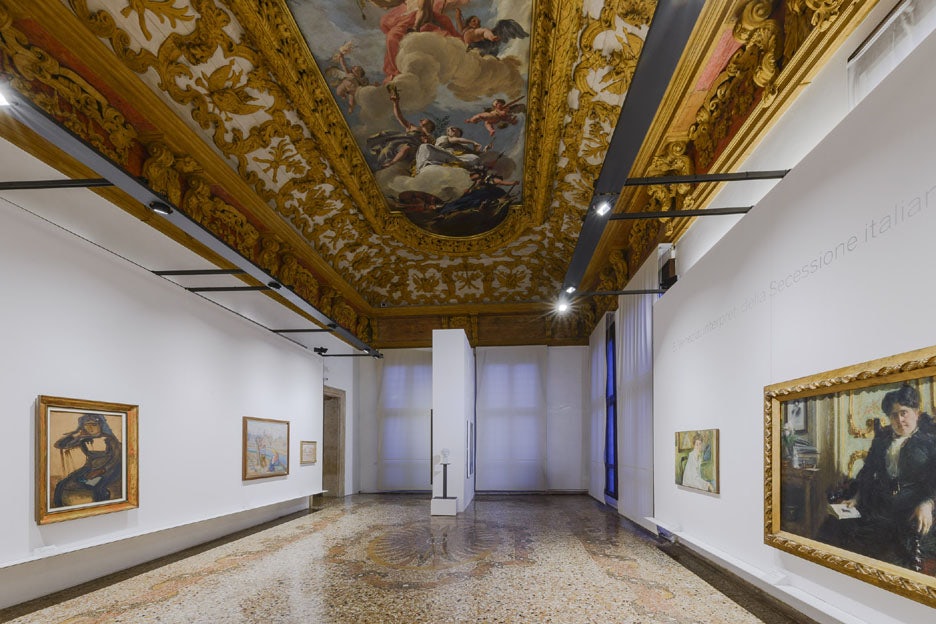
(675, 429, 719, 493)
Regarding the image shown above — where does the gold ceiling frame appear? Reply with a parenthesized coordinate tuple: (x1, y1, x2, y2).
(583, 0, 879, 296)
(231, 0, 580, 256)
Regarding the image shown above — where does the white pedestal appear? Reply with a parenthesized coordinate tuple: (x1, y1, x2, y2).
(430, 498, 457, 516)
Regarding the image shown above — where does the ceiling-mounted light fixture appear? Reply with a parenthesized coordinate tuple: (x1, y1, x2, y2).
(556, 298, 570, 313)
(595, 201, 611, 216)
(0, 91, 10, 107)
(565, 286, 576, 294)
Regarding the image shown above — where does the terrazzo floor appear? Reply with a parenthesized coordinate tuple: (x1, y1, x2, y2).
(2, 494, 809, 623)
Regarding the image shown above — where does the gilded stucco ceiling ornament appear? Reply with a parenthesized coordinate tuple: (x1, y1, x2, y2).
(551, 1, 653, 225)
(689, 0, 780, 171)
(444, 315, 478, 343)
(0, 2, 137, 164)
(783, 0, 848, 64)
(643, 140, 692, 238)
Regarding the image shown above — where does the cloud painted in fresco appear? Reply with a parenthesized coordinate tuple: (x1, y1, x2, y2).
(352, 33, 525, 137)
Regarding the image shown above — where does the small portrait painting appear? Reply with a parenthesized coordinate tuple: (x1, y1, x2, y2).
(675, 428, 719, 493)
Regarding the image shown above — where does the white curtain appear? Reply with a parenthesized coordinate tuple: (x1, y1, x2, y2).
(475, 346, 548, 490)
(376, 349, 432, 491)
(616, 246, 664, 531)
(587, 314, 607, 501)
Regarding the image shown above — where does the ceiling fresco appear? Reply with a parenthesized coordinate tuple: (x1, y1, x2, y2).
(288, 0, 531, 238)
(0, 0, 880, 348)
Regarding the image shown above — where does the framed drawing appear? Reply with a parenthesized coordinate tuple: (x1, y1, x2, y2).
(675, 428, 719, 493)
(300, 440, 317, 465)
(242, 417, 289, 480)
(765, 344, 936, 608)
(36, 395, 139, 525)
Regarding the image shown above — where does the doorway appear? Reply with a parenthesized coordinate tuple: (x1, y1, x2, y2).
(323, 386, 345, 498)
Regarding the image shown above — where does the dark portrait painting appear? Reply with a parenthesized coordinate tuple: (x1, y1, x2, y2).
(765, 346, 936, 608)
(287, 0, 530, 237)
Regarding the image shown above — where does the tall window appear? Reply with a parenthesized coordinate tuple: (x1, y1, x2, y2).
(604, 316, 618, 500)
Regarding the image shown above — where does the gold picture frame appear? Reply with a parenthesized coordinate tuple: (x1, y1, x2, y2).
(36, 395, 139, 525)
(242, 417, 289, 480)
(764, 345, 936, 608)
(300, 440, 317, 465)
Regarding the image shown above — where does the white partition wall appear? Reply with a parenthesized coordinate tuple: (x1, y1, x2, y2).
(0, 199, 326, 609)
(616, 248, 664, 531)
(431, 330, 475, 511)
(652, 27, 936, 624)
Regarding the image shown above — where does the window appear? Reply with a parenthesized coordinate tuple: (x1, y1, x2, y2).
(604, 316, 618, 500)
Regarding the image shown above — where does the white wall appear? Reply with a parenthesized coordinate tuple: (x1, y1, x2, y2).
(0, 200, 327, 608)
(431, 330, 475, 511)
(652, 25, 936, 624)
(587, 315, 607, 501)
(616, 249, 662, 531)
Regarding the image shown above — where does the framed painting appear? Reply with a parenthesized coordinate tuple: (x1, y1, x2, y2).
(675, 428, 719, 494)
(242, 417, 289, 480)
(36, 395, 139, 525)
(764, 345, 936, 608)
(300, 440, 317, 465)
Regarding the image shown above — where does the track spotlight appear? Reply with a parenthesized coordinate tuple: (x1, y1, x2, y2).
(565, 286, 576, 294)
(595, 201, 611, 216)
(557, 299, 570, 313)
(313, 347, 328, 356)
(148, 201, 172, 215)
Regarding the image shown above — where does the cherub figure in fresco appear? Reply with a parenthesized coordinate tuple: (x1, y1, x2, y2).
(466, 96, 526, 137)
(366, 84, 437, 169)
(454, 8, 529, 56)
(326, 42, 370, 113)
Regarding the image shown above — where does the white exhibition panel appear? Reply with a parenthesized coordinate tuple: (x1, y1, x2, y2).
(432, 330, 475, 511)
(0, 199, 326, 608)
(616, 249, 661, 531)
(652, 27, 936, 624)
(587, 315, 607, 501)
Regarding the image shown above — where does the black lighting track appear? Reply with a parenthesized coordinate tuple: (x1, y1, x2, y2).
(0, 178, 113, 190)
(622, 170, 788, 187)
(609, 206, 752, 220)
(273, 328, 335, 334)
(561, 0, 706, 293)
(154, 269, 246, 276)
(187, 286, 272, 293)
(581, 289, 667, 296)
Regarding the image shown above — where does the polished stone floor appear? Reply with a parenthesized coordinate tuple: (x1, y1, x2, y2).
(2, 494, 809, 623)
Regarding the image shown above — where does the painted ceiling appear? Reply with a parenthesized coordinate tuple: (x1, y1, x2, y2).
(0, 0, 878, 349)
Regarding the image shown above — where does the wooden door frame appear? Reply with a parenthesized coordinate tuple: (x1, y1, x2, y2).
(323, 385, 346, 497)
